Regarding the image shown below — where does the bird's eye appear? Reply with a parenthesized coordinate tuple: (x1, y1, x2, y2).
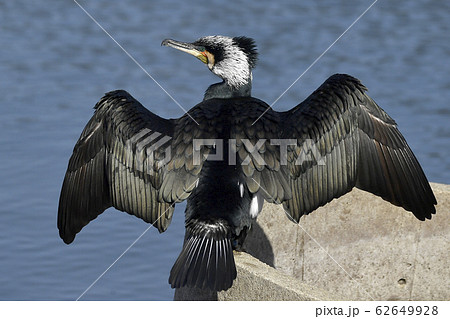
(198, 46, 206, 52)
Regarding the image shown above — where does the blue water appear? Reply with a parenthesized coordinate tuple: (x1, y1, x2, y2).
(0, 0, 449, 300)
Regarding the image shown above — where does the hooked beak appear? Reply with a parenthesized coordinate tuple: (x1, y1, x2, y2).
(162, 39, 208, 64)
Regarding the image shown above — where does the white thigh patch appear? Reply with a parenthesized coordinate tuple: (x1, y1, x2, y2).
(249, 192, 264, 218)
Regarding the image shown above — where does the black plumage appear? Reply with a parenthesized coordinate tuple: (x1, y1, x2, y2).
(58, 36, 436, 292)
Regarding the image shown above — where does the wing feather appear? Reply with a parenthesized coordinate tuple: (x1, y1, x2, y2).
(280, 74, 436, 221)
(58, 90, 204, 244)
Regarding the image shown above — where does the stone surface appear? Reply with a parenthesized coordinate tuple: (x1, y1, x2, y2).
(243, 182, 449, 301)
(175, 183, 449, 300)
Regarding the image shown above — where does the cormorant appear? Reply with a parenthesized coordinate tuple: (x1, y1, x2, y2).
(58, 35, 437, 292)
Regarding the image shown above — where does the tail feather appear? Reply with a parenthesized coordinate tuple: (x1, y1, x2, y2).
(169, 219, 237, 291)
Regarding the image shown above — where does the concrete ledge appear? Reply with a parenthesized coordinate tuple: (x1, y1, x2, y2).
(174, 252, 341, 301)
(175, 183, 449, 300)
(220, 252, 343, 300)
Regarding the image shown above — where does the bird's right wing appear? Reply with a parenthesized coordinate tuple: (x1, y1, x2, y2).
(281, 74, 436, 222)
(58, 90, 209, 244)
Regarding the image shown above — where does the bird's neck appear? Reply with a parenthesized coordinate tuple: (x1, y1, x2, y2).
(203, 76, 252, 100)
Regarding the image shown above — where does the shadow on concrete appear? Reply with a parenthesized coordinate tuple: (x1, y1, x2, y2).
(242, 220, 275, 267)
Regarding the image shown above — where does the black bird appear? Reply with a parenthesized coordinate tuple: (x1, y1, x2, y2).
(58, 35, 437, 292)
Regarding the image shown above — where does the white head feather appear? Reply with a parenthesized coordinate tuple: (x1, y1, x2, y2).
(195, 36, 257, 89)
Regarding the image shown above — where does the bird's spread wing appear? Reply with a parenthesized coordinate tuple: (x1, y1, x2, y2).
(58, 90, 209, 244)
(280, 74, 436, 221)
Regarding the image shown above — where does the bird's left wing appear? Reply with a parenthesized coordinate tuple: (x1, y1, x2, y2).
(58, 90, 208, 244)
(280, 74, 436, 221)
